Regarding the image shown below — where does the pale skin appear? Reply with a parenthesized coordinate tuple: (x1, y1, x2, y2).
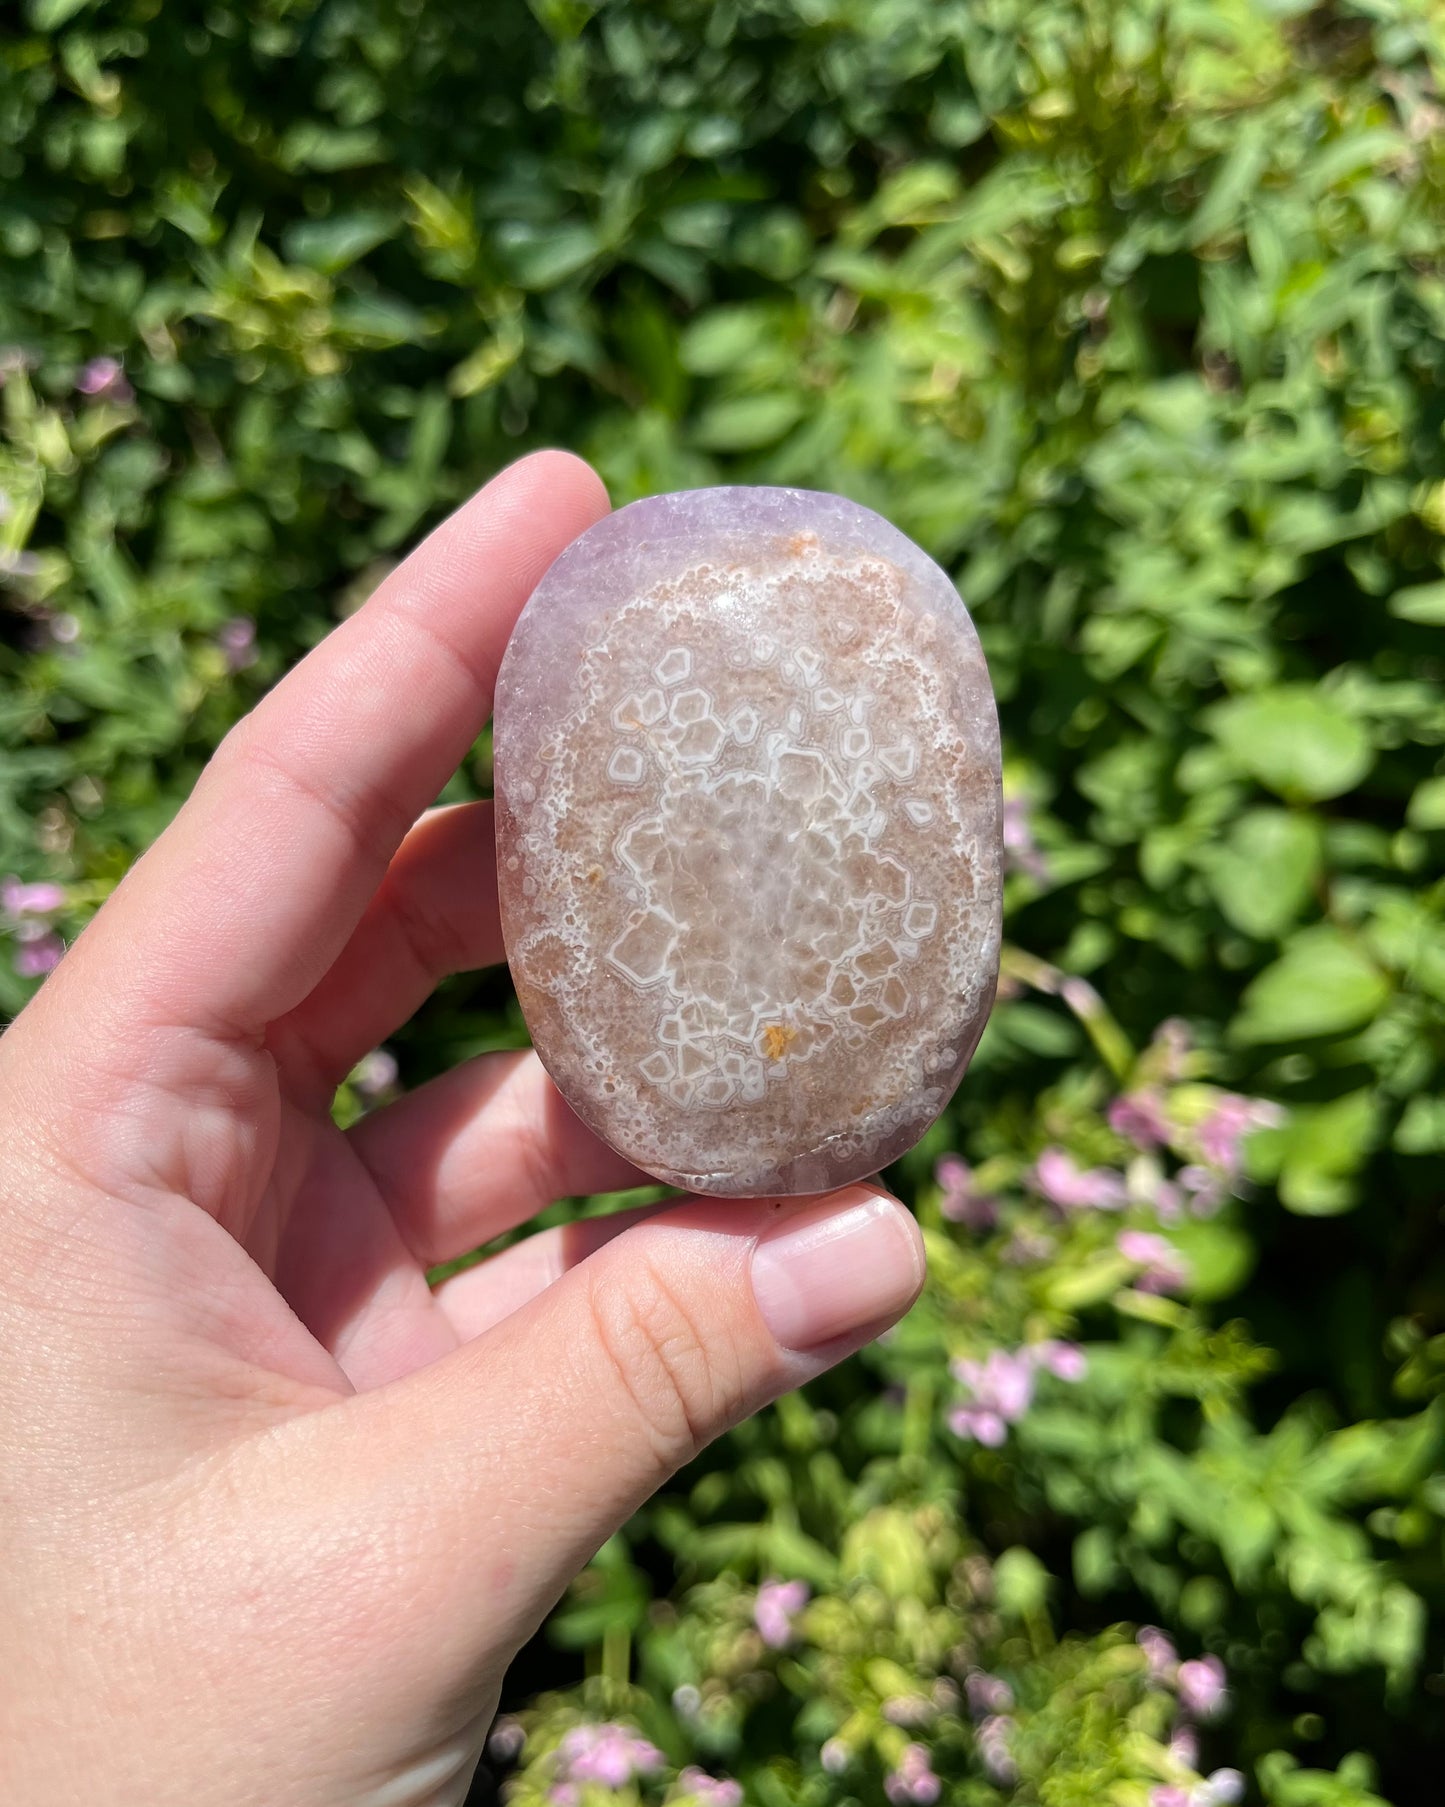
(0, 452, 926, 1807)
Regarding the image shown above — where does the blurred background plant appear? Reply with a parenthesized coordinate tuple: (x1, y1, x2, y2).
(2, 0, 1443, 1801)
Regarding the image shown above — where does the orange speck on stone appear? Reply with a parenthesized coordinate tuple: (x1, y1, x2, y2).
(761, 1023, 798, 1060)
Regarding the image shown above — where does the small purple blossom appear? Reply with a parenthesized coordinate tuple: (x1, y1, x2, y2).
(1150, 1789, 1192, 1807)
(555, 1723, 662, 1790)
(1197, 1093, 1283, 1178)
(1176, 1655, 1228, 1721)
(976, 1715, 1018, 1785)
(13, 930, 63, 977)
(949, 1405, 1008, 1445)
(1152, 1017, 1194, 1080)
(351, 1047, 399, 1100)
(1031, 1338, 1088, 1382)
(218, 615, 258, 672)
(487, 1717, 525, 1762)
(1179, 1165, 1225, 1217)
(1109, 1089, 1172, 1149)
(75, 355, 134, 404)
(754, 1577, 809, 1649)
(1002, 795, 1050, 881)
(882, 1694, 933, 1727)
(1002, 1225, 1056, 1264)
(819, 1738, 849, 1775)
(1033, 1147, 1128, 1213)
(1117, 1230, 1191, 1296)
(1137, 1625, 1178, 1683)
(885, 1742, 941, 1805)
(965, 1671, 1015, 1717)
(935, 1153, 997, 1229)
(676, 1767, 743, 1807)
(1198, 1769, 1245, 1805)
(1167, 1726, 1199, 1768)
(950, 1349, 1034, 1442)
(1, 878, 66, 916)
(1060, 975, 1103, 1019)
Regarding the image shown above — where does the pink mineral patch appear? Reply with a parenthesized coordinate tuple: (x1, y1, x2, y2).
(494, 487, 1002, 1196)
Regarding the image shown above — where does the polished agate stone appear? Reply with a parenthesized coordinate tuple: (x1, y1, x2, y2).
(493, 488, 1002, 1197)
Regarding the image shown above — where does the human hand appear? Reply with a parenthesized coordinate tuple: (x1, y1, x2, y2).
(0, 453, 926, 1807)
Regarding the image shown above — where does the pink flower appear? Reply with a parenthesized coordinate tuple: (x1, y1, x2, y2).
(1117, 1230, 1191, 1295)
(14, 931, 63, 977)
(1176, 1655, 1228, 1721)
(351, 1047, 399, 1099)
(1152, 1017, 1194, 1080)
(1030, 1339, 1088, 1382)
(1109, 1089, 1172, 1149)
(820, 1738, 849, 1775)
(1137, 1624, 1177, 1683)
(754, 1577, 809, 1648)
(218, 616, 258, 672)
(1002, 795, 1050, 881)
(1150, 1790, 1191, 1807)
(1167, 1726, 1199, 1768)
(1199, 1769, 1245, 1805)
(556, 1723, 662, 1789)
(1179, 1165, 1225, 1217)
(935, 1154, 997, 1230)
(976, 1715, 1017, 1785)
(882, 1694, 933, 1726)
(487, 1717, 525, 1762)
(949, 1405, 1008, 1445)
(952, 1350, 1035, 1425)
(1060, 975, 1103, 1019)
(1034, 1148, 1127, 1212)
(74, 355, 133, 404)
(1, 878, 66, 916)
(885, 1742, 941, 1805)
(1002, 1226, 1055, 1264)
(676, 1767, 743, 1806)
(965, 1671, 1014, 1717)
(1197, 1093, 1283, 1177)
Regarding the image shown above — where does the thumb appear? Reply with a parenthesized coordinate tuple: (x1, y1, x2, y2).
(315, 1184, 923, 1660)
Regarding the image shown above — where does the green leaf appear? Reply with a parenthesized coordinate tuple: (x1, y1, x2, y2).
(993, 1546, 1052, 1618)
(1275, 1091, 1381, 1215)
(1208, 687, 1374, 802)
(507, 224, 601, 290)
(691, 393, 805, 452)
(26, 0, 91, 24)
(1389, 579, 1445, 624)
(1406, 776, 1445, 830)
(1394, 1095, 1445, 1154)
(1170, 1220, 1256, 1300)
(1232, 927, 1391, 1043)
(282, 212, 396, 273)
(1201, 808, 1322, 938)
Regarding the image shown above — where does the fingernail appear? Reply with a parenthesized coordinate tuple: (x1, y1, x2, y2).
(750, 1190, 925, 1352)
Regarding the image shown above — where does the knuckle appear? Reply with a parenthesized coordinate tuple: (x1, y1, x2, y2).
(584, 1257, 742, 1471)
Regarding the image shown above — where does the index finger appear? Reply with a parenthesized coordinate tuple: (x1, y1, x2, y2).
(68, 450, 608, 1043)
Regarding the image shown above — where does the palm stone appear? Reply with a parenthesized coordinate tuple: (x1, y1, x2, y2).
(493, 487, 1002, 1197)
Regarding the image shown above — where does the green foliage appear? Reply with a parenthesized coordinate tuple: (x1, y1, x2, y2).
(2, 0, 1444, 1801)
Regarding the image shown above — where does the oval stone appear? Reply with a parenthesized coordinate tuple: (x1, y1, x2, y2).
(493, 487, 1002, 1197)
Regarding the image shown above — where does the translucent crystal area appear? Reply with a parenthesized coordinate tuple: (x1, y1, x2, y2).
(494, 487, 1002, 1197)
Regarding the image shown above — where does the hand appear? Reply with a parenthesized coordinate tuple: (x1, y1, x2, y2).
(0, 452, 925, 1807)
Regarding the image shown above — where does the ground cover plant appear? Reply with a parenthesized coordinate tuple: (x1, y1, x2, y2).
(2, 1, 1443, 1801)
